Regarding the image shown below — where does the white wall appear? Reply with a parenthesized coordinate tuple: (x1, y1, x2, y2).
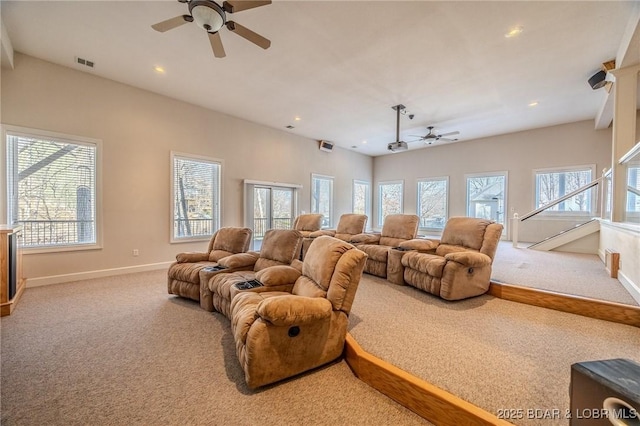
(1, 53, 373, 282)
(373, 120, 614, 242)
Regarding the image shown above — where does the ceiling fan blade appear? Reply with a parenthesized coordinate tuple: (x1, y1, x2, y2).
(439, 137, 458, 142)
(438, 131, 460, 137)
(151, 15, 191, 32)
(226, 21, 271, 49)
(223, 1, 271, 13)
(208, 32, 226, 58)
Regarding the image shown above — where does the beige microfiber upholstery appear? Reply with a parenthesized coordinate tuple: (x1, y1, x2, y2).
(352, 214, 419, 278)
(399, 217, 503, 300)
(294, 213, 324, 259)
(200, 229, 303, 317)
(302, 214, 367, 260)
(293, 214, 323, 237)
(167, 227, 252, 301)
(230, 236, 367, 389)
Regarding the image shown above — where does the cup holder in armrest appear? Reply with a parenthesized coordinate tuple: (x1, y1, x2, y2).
(202, 265, 227, 272)
(235, 279, 263, 290)
(393, 246, 411, 251)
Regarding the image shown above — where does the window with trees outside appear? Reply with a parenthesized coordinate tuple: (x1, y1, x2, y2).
(534, 166, 594, 215)
(378, 180, 403, 227)
(5, 128, 99, 249)
(417, 177, 448, 230)
(171, 152, 221, 241)
(466, 173, 506, 225)
(311, 174, 333, 227)
(352, 180, 371, 224)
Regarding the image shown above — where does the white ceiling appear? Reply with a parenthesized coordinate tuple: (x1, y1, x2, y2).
(1, 1, 638, 156)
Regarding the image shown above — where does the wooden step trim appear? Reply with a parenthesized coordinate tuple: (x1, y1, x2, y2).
(488, 281, 640, 327)
(344, 333, 513, 426)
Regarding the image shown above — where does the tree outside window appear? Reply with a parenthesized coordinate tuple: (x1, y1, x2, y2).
(417, 177, 448, 230)
(6, 130, 98, 248)
(378, 181, 403, 227)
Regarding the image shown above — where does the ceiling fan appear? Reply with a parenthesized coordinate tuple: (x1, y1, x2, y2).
(387, 104, 409, 153)
(410, 126, 460, 145)
(151, 0, 271, 58)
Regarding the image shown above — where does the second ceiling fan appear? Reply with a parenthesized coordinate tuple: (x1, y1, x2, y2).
(151, 0, 272, 58)
(410, 126, 460, 145)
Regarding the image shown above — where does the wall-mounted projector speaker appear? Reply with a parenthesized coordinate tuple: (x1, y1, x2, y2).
(570, 359, 640, 425)
(319, 140, 333, 152)
(588, 70, 607, 90)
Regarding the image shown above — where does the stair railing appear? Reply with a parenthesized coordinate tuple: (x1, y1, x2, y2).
(512, 176, 603, 247)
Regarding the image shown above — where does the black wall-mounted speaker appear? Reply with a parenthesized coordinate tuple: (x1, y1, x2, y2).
(588, 70, 607, 90)
(570, 359, 640, 425)
(319, 140, 333, 152)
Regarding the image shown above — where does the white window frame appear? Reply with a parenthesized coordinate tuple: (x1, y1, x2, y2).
(416, 176, 449, 231)
(3, 125, 102, 253)
(311, 173, 334, 228)
(170, 151, 222, 243)
(533, 164, 595, 217)
(465, 171, 508, 226)
(378, 180, 404, 227)
(352, 179, 371, 228)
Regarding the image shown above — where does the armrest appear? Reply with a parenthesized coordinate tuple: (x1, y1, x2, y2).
(290, 259, 303, 273)
(399, 239, 439, 252)
(308, 229, 336, 238)
(350, 232, 381, 244)
(257, 295, 333, 326)
(218, 252, 259, 269)
(175, 252, 209, 263)
(444, 251, 492, 268)
(255, 265, 301, 287)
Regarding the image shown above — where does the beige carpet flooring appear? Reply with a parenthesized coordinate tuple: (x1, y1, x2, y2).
(3, 261, 639, 426)
(348, 275, 640, 426)
(0, 271, 428, 426)
(491, 242, 638, 306)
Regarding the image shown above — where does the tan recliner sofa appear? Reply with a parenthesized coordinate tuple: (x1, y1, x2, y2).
(167, 227, 252, 301)
(200, 229, 302, 318)
(293, 213, 323, 259)
(229, 235, 367, 389)
(351, 214, 419, 278)
(301, 213, 367, 259)
(398, 216, 503, 300)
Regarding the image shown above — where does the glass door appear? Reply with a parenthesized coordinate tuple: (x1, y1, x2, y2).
(247, 184, 295, 250)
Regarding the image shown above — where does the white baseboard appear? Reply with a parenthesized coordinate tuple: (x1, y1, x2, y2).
(26, 262, 173, 288)
(618, 270, 640, 306)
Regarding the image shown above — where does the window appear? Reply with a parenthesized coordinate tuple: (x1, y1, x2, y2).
(378, 180, 403, 227)
(5, 127, 100, 249)
(417, 177, 448, 230)
(620, 143, 640, 224)
(352, 180, 371, 224)
(466, 172, 506, 225)
(171, 152, 221, 241)
(311, 174, 333, 227)
(534, 166, 594, 214)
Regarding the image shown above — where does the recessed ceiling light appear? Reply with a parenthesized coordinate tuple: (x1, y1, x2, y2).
(528, 101, 539, 107)
(154, 66, 166, 74)
(294, 116, 301, 121)
(505, 26, 523, 38)
(362, 140, 367, 144)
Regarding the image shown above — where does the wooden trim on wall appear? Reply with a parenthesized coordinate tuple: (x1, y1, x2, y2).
(344, 334, 513, 426)
(488, 282, 640, 328)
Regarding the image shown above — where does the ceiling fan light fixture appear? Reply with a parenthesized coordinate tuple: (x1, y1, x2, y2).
(190, 1, 225, 32)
